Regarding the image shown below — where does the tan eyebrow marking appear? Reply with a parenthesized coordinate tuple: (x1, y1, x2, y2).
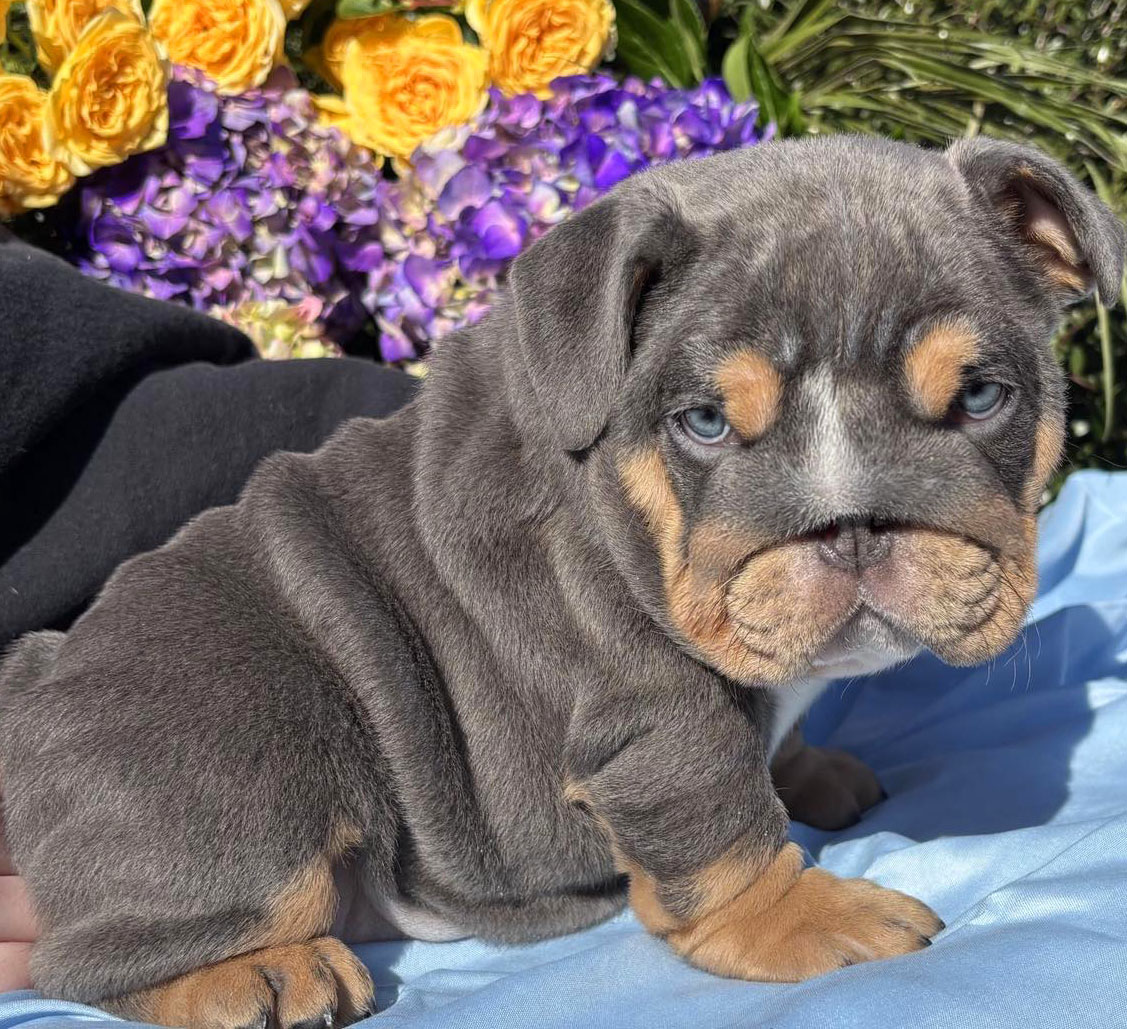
(714, 348, 783, 439)
(904, 320, 981, 418)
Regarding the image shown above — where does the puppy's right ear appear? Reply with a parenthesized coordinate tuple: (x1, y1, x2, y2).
(509, 187, 692, 452)
(947, 137, 1126, 307)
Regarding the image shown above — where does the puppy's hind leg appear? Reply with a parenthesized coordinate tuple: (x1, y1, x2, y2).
(24, 815, 377, 1029)
(104, 823, 375, 1029)
(2, 635, 386, 1028)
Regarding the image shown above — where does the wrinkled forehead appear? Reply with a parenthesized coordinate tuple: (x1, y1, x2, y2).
(654, 143, 1036, 361)
(641, 220, 1038, 409)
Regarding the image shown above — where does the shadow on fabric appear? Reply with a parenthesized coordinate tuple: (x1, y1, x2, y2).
(795, 601, 1114, 851)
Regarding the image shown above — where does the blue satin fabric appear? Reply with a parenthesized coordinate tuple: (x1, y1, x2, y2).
(4, 469, 1126, 1028)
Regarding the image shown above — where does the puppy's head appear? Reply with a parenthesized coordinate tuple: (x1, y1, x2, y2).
(508, 135, 1125, 685)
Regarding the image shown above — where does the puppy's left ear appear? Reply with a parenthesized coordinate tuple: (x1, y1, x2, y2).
(947, 137, 1126, 306)
(508, 186, 692, 451)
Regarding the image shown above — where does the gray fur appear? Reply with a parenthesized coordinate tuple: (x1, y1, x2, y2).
(1, 135, 1122, 1006)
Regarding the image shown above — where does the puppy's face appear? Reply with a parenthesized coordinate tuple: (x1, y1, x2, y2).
(510, 136, 1124, 686)
(613, 274, 1056, 685)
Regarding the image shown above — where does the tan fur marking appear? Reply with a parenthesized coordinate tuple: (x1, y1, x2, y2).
(688, 844, 794, 917)
(865, 520, 1036, 666)
(1027, 218, 1082, 268)
(714, 348, 783, 439)
(562, 779, 594, 806)
(1045, 263, 1089, 292)
(619, 450, 855, 684)
(573, 768, 940, 978)
(723, 542, 857, 682)
(620, 444, 1038, 686)
(108, 938, 374, 1029)
(619, 844, 783, 941)
(1028, 219, 1088, 291)
(619, 450, 770, 679)
(1025, 414, 1065, 510)
(247, 821, 362, 950)
(623, 861, 683, 936)
(904, 321, 980, 418)
(619, 449, 683, 560)
(1018, 171, 1091, 294)
(628, 842, 941, 981)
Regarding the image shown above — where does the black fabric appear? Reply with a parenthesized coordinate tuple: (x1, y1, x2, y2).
(0, 235, 418, 646)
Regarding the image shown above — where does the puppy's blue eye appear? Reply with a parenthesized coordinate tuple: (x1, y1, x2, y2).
(679, 406, 730, 444)
(956, 381, 1006, 420)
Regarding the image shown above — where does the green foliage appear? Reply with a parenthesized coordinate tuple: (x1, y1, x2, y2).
(612, 0, 1127, 482)
(1, 5, 47, 85)
(335, 0, 401, 17)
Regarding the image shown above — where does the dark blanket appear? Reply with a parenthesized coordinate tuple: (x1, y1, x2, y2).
(0, 234, 417, 646)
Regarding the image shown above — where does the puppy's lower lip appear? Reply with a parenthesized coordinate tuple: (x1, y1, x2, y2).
(811, 606, 918, 664)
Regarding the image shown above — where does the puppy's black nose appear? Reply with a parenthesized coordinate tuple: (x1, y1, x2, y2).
(817, 520, 892, 571)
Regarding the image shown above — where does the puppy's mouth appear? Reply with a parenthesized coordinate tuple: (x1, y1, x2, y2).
(714, 521, 1037, 686)
(807, 608, 919, 679)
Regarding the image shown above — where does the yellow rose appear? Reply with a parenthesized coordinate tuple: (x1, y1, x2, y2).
(309, 13, 461, 91)
(340, 14, 487, 162)
(311, 93, 351, 133)
(148, 0, 286, 95)
(26, 0, 144, 76)
(466, 0, 615, 98)
(0, 75, 74, 217)
(46, 10, 169, 176)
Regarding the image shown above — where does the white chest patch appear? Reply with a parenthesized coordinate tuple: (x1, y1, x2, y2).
(767, 676, 832, 759)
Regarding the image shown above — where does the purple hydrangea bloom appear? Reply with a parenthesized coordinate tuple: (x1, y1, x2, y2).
(49, 67, 766, 362)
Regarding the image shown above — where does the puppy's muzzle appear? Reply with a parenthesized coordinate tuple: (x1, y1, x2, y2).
(721, 513, 1036, 685)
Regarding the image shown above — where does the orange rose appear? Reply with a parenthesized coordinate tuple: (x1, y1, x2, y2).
(0, 2, 12, 45)
(0, 75, 74, 216)
(26, 0, 145, 76)
(148, 0, 286, 94)
(46, 10, 169, 176)
(339, 14, 487, 162)
(466, 0, 615, 98)
(280, 0, 312, 17)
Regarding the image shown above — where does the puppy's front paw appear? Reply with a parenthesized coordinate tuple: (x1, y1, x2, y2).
(110, 937, 374, 1029)
(683, 867, 943, 981)
(772, 743, 884, 830)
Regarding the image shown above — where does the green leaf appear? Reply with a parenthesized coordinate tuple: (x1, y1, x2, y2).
(614, 0, 694, 87)
(1095, 296, 1116, 440)
(336, 0, 398, 19)
(669, 0, 706, 82)
(1, 6, 40, 79)
(721, 32, 753, 103)
(720, 13, 803, 134)
(759, 0, 844, 62)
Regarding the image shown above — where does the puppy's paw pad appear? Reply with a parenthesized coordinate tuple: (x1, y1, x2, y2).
(115, 937, 375, 1029)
